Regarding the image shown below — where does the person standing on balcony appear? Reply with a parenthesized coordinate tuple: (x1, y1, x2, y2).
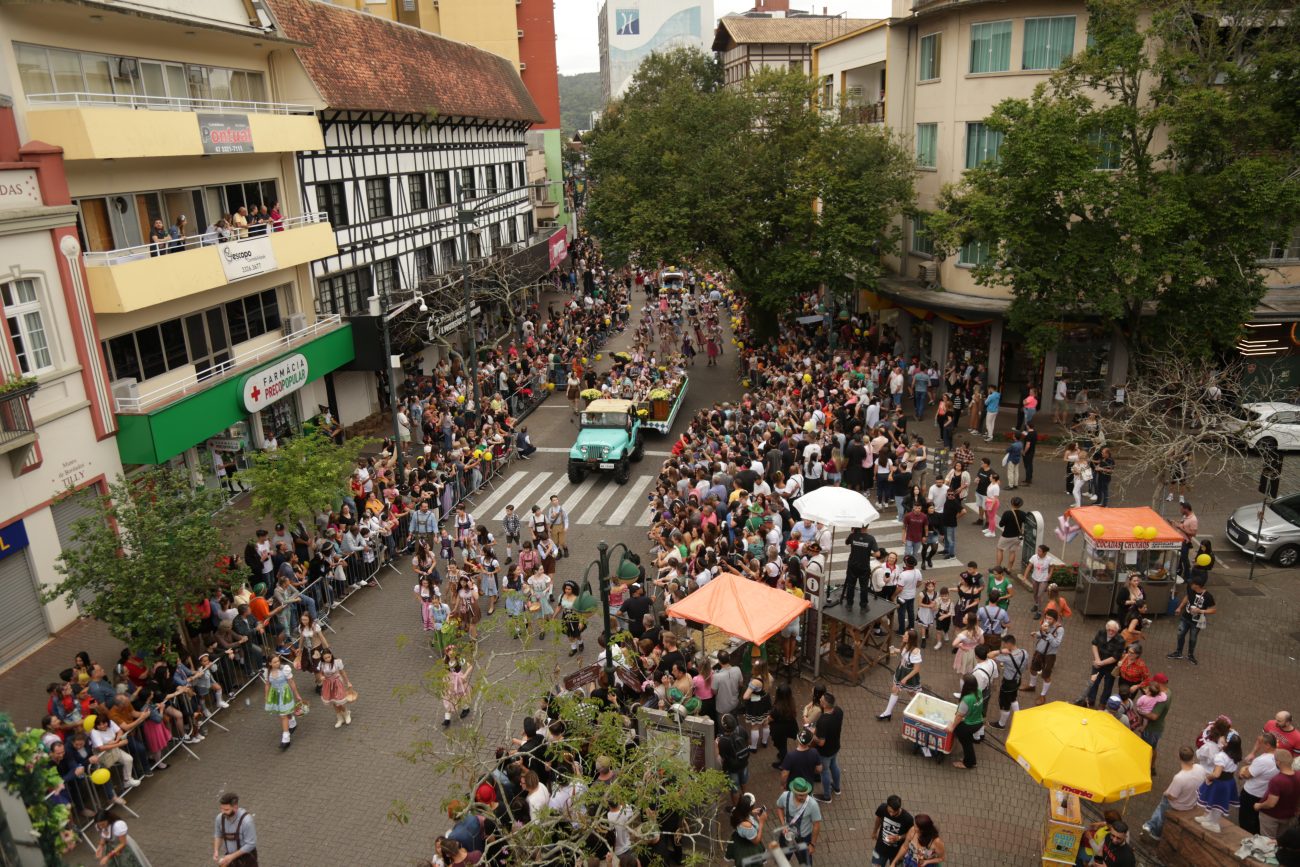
(270, 201, 284, 231)
(168, 214, 187, 253)
(233, 206, 249, 239)
(149, 219, 169, 257)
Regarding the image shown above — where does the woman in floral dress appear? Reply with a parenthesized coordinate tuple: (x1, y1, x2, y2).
(318, 648, 354, 729)
(263, 654, 304, 750)
(441, 644, 473, 727)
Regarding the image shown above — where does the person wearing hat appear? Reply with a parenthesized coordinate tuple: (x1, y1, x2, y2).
(775, 776, 823, 864)
(781, 730, 823, 792)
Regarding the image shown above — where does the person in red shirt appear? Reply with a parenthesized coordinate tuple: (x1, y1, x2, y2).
(1256, 748, 1300, 839)
(1266, 711, 1300, 759)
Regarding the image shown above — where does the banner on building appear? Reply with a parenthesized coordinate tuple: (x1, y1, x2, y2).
(548, 227, 569, 269)
(198, 114, 255, 154)
(219, 236, 279, 283)
(242, 353, 309, 413)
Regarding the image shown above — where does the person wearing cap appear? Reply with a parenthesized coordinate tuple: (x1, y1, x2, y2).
(775, 777, 823, 864)
(781, 730, 823, 792)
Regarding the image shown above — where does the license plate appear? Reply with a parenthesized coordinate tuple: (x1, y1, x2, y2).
(599, 462, 615, 469)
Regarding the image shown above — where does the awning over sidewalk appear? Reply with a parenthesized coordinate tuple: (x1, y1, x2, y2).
(871, 276, 1010, 325)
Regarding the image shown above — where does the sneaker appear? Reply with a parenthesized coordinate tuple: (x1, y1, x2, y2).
(217, 700, 231, 709)
(833, 787, 842, 795)
(123, 778, 142, 789)
(815, 794, 832, 804)
(1188, 656, 1199, 666)
(1165, 493, 1174, 502)
(1166, 652, 1184, 660)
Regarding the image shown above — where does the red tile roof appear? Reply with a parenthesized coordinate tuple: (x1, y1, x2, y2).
(265, 0, 543, 124)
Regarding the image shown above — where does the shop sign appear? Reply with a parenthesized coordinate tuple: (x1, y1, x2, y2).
(547, 227, 568, 269)
(242, 353, 309, 413)
(0, 520, 30, 563)
(207, 437, 244, 452)
(0, 169, 41, 211)
(433, 304, 482, 337)
(218, 236, 278, 283)
(198, 113, 254, 154)
(1087, 538, 1181, 552)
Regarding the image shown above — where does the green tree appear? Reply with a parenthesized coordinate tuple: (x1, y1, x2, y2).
(45, 469, 228, 654)
(236, 430, 371, 526)
(585, 49, 915, 334)
(929, 0, 1300, 364)
(0, 714, 72, 865)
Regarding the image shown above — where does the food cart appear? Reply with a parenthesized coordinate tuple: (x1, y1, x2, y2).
(902, 693, 957, 762)
(1065, 507, 1181, 617)
(1041, 789, 1085, 864)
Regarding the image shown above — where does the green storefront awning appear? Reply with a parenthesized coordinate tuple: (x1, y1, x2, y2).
(115, 324, 355, 466)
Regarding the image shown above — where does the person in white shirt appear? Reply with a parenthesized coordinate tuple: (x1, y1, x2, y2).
(1142, 746, 1206, 841)
(89, 717, 140, 787)
(927, 480, 949, 508)
(969, 645, 999, 742)
(522, 769, 550, 821)
(1238, 731, 1281, 835)
(1024, 544, 1054, 617)
(893, 556, 923, 635)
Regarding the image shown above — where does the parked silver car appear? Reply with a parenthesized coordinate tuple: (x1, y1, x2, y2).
(1226, 494, 1300, 567)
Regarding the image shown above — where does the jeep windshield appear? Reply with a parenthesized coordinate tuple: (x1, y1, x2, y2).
(581, 412, 630, 429)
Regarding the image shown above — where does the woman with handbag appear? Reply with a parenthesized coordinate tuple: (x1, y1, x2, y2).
(526, 564, 553, 637)
(317, 648, 354, 728)
(263, 655, 305, 750)
(890, 814, 945, 867)
(296, 612, 329, 694)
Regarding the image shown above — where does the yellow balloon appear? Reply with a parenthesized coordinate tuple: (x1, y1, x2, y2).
(89, 768, 111, 786)
(1145, 527, 1157, 540)
(1195, 553, 1211, 567)
(595, 354, 603, 361)
(575, 338, 583, 345)
(1132, 526, 1145, 539)
(802, 374, 812, 384)
(482, 451, 493, 461)
(1092, 524, 1105, 537)
(83, 714, 96, 732)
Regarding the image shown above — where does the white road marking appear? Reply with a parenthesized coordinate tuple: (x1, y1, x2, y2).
(606, 475, 656, 525)
(487, 471, 555, 519)
(577, 476, 624, 524)
(467, 471, 531, 518)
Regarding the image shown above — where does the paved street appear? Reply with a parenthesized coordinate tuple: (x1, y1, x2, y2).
(9, 288, 1300, 866)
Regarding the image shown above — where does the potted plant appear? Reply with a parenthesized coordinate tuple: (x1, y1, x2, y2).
(1049, 563, 1080, 589)
(0, 373, 38, 398)
(579, 388, 603, 405)
(647, 388, 672, 421)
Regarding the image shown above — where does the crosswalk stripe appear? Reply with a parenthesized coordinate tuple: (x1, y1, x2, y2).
(467, 471, 531, 518)
(487, 471, 555, 520)
(538, 474, 600, 522)
(606, 475, 655, 525)
(577, 476, 624, 524)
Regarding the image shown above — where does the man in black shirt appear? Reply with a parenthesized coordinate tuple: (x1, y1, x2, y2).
(843, 527, 878, 611)
(871, 795, 914, 866)
(814, 693, 844, 802)
(621, 584, 652, 639)
(1168, 577, 1216, 666)
(779, 731, 823, 787)
(1092, 819, 1136, 867)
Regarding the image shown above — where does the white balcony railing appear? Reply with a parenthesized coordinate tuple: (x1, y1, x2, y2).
(25, 92, 315, 116)
(114, 314, 344, 414)
(83, 212, 327, 267)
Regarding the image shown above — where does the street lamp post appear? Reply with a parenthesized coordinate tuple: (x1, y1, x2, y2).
(579, 540, 639, 683)
(372, 288, 406, 483)
(456, 205, 483, 416)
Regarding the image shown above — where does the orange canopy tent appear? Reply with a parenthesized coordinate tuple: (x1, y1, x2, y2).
(1065, 506, 1183, 550)
(665, 573, 811, 645)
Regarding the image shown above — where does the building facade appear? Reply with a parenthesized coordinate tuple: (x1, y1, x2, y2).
(713, 14, 876, 88)
(265, 0, 546, 424)
(0, 98, 124, 668)
(599, 0, 716, 102)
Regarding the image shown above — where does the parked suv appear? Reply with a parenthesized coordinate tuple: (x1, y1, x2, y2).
(568, 399, 644, 484)
(1226, 493, 1300, 567)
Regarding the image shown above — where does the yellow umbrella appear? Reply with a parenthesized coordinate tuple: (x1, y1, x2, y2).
(1005, 702, 1152, 802)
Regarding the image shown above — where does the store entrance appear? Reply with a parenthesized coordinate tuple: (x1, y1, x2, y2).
(998, 333, 1039, 407)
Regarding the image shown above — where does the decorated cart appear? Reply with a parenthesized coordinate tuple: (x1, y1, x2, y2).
(639, 376, 689, 434)
(902, 693, 957, 761)
(1065, 506, 1181, 617)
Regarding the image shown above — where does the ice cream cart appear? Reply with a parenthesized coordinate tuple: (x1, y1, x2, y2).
(902, 693, 957, 761)
(1066, 507, 1181, 617)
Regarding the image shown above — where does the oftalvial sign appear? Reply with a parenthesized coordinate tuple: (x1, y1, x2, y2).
(242, 353, 308, 413)
(198, 113, 254, 154)
(219, 236, 278, 283)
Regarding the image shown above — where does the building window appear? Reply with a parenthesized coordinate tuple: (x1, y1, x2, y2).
(365, 178, 392, 220)
(822, 75, 835, 107)
(959, 238, 992, 267)
(407, 174, 428, 211)
(317, 268, 373, 316)
(100, 288, 280, 382)
(1087, 128, 1121, 170)
(965, 122, 1004, 168)
(915, 123, 938, 168)
(2, 279, 55, 374)
(374, 257, 400, 295)
(458, 168, 475, 199)
(434, 171, 452, 206)
(316, 182, 348, 228)
(415, 246, 435, 280)
(488, 223, 502, 251)
(468, 232, 482, 260)
(440, 238, 458, 270)
(484, 166, 499, 196)
(1023, 16, 1076, 70)
(910, 216, 934, 257)
(508, 218, 519, 244)
(969, 21, 1012, 73)
(1266, 227, 1300, 262)
(918, 33, 942, 82)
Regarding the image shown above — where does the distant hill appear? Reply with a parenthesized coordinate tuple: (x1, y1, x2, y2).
(560, 72, 602, 135)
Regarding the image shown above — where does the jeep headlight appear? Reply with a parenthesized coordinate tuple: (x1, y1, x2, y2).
(580, 445, 589, 456)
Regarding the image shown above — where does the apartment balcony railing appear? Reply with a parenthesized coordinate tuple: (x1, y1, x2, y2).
(841, 101, 886, 125)
(83, 212, 326, 266)
(26, 92, 314, 115)
(0, 384, 38, 456)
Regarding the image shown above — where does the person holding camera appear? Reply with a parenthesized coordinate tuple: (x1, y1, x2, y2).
(776, 777, 823, 864)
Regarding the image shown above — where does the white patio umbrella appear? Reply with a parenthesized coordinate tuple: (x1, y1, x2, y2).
(791, 487, 880, 677)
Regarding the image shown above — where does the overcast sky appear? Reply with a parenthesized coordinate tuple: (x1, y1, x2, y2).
(555, 1, 893, 75)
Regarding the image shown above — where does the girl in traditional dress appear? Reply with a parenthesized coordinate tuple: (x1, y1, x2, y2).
(263, 654, 305, 750)
(450, 573, 481, 641)
(297, 611, 329, 694)
(317, 648, 354, 729)
(878, 628, 923, 721)
(527, 563, 554, 637)
(951, 612, 984, 686)
(441, 644, 473, 727)
(93, 809, 151, 867)
(414, 575, 437, 632)
(556, 580, 585, 656)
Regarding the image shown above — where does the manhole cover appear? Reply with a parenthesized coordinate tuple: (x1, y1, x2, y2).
(1230, 587, 1265, 596)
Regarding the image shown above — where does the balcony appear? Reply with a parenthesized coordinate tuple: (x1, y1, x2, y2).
(841, 101, 886, 125)
(0, 382, 39, 462)
(84, 213, 338, 314)
(23, 93, 323, 161)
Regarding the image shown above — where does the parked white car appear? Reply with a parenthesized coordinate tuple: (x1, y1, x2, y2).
(1222, 402, 1300, 452)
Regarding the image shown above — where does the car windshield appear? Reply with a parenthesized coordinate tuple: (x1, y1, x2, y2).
(581, 412, 629, 429)
(1270, 494, 1300, 525)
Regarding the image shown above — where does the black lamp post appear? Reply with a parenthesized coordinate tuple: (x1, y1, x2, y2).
(579, 540, 639, 683)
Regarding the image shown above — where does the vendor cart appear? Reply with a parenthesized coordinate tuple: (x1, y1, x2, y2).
(1065, 507, 1180, 617)
(902, 693, 957, 761)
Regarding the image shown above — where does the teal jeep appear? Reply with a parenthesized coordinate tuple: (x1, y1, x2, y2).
(568, 398, 644, 484)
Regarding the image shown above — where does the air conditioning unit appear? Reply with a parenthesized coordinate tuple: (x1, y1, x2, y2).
(110, 378, 139, 405)
(283, 312, 307, 335)
(918, 261, 939, 286)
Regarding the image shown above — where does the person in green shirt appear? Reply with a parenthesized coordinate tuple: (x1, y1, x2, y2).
(986, 567, 1014, 612)
(949, 674, 983, 770)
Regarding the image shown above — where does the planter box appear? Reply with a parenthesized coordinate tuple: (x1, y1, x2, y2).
(650, 399, 670, 421)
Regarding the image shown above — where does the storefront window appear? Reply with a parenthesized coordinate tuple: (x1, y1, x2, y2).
(950, 323, 990, 370)
(262, 393, 300, 443)
(1054, 324, 1110, 404)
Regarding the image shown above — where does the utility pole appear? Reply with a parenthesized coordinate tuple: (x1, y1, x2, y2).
(375, 288, 405, 482)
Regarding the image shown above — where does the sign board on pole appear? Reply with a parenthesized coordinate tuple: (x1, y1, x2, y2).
(547, 227, 569, 269)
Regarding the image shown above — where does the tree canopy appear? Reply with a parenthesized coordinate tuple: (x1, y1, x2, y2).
(928, 0, 1300, 363)
(46, 469, 229, 654)
(237, 430, 370, 526)
(584, 48, 915, 332)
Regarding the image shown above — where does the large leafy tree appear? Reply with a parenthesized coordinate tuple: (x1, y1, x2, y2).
(585, 48, 915, 332)
(929, 0, 1300, 364)
(237, 430, 371, 526)
(46, 469, 229, 654)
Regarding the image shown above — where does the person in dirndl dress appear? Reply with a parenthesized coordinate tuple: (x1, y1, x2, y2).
(297, 611, 330, 694)
(441, 645, 473, 727)
(537, 536, 559, 577)
(878, 629, 924, 721)
(1194, 735, 1242, 832)
(263, 654, 305, 750)
(317, 648, 354, 729)
(556, 581, 585, 656)
(451, 574, 481, 641)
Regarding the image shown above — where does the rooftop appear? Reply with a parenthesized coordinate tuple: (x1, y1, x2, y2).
(264, 0, 543, 124)
(712, 15, 879, 51)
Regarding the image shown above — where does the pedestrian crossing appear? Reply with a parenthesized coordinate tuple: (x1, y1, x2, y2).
(465, 467, 657, 526)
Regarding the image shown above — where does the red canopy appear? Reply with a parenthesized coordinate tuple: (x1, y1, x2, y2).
(665, 573, 811, 645)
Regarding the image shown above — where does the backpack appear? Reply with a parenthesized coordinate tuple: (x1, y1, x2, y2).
(721, 729, 751, 772)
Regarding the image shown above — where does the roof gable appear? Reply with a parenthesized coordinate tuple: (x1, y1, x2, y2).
(713, 16, 879, 51)
(265, 0, 543, 124)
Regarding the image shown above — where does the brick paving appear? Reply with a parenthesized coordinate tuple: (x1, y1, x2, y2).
(7, 291, 1300, 866)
